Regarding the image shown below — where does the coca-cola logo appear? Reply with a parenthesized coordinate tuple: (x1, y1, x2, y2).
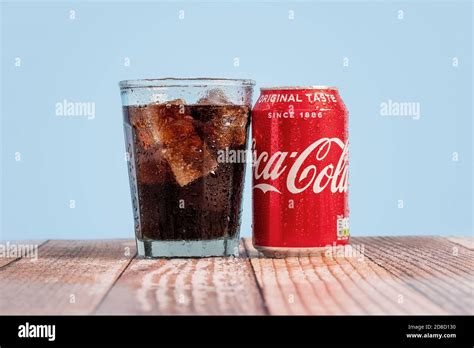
(252, 137, 349, 194)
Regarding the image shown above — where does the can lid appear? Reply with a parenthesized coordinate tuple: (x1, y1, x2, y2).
(260, 86, 338, 91)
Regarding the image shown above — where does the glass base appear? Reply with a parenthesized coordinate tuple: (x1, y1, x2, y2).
(136, 236, 240, 258)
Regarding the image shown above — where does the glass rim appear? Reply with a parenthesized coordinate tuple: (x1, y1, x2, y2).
(119, 77, 256, 89)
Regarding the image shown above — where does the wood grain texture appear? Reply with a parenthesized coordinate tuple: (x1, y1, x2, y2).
(355, 236, 474, 315)
(244, 238, 449, 315)
(1, 237, 471, 315)
(446, 236, 474, 250)
(0, 240, 135, 314)
(96, 241, 266, 315)
(0, 240, 46, 268)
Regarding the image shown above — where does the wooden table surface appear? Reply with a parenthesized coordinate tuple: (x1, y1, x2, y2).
(0, 237, 472, 315)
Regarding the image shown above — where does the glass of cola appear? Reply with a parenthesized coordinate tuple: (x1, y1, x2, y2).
(119, 78, 255, 257)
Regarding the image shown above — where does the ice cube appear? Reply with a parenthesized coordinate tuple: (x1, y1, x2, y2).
(197, 88, 231, 105)
(202, 106, 249, 149)
(151, 108, 217, 186)
(128, 105, 159, 150)
(128, 99, 187, 150)
(165, 98, 186, 106)
(129, 101, 217, 186)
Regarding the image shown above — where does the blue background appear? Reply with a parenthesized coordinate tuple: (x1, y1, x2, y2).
(1, 0, 472, 240)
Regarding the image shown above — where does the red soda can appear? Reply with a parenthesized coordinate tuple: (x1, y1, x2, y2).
(252, 86, 349, 256)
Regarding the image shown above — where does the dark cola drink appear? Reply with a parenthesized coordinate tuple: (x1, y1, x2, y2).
(124, 102, 248, 240)
(120, 79, 254, 257)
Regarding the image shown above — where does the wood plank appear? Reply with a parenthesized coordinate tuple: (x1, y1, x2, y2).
(96, 240, 266, 315)
(446, 236, 474, 250)
(355, 236, 473, 315)
(243, 238, 447, 315)
(0, 240, 47, 268)
(0, 239, 135, 315)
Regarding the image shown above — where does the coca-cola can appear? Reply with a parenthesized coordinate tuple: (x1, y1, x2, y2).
(252, 86, 349, 257)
